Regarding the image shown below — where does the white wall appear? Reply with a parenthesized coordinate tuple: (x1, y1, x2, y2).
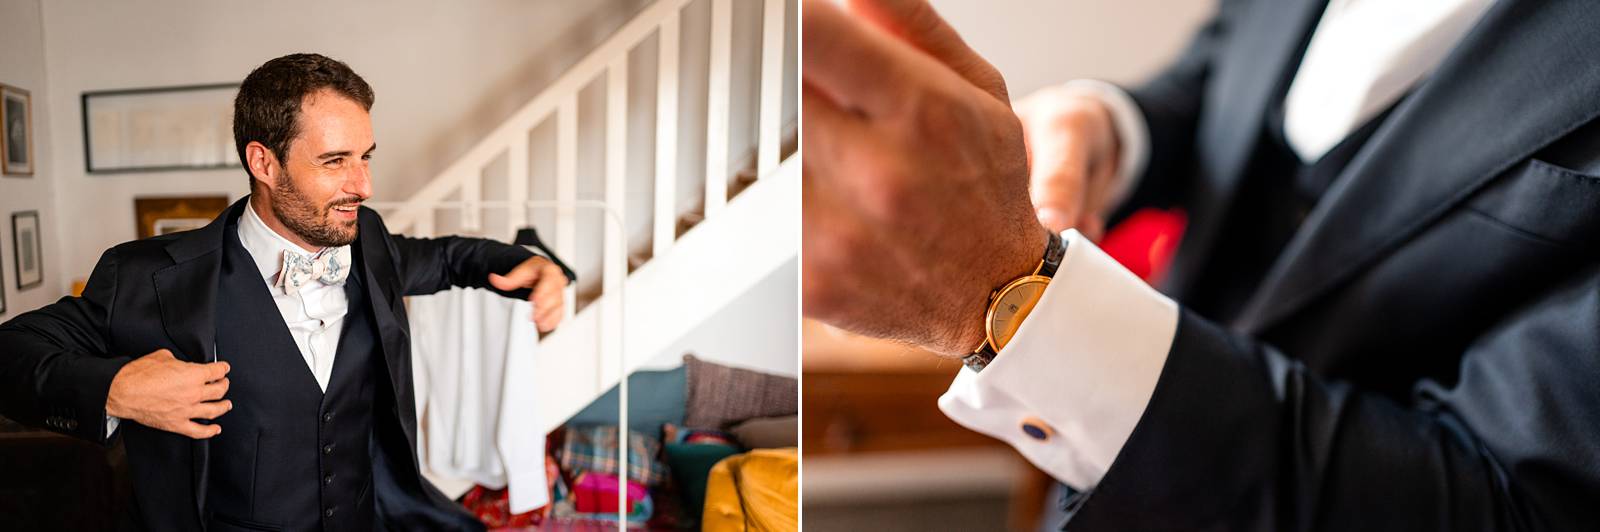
(930, 0, 1216, 96)
(38, 0, 652, 285)
(0, 0, 66, 317)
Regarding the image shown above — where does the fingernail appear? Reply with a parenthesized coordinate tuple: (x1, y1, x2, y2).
(1037, 208, 1069, 229)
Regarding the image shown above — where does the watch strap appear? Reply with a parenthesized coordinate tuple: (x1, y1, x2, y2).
(1038, 230, 1066, 278)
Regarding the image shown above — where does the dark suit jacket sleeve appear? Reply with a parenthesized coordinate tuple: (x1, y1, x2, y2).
(1110, 0, 1245, 223)
(0, 249, 132, 445)
(388, 234, 539, 299)
(1062, 265, 1600, 531)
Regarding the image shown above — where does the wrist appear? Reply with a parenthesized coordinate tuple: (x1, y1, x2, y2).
(955, 222, 1051, 352)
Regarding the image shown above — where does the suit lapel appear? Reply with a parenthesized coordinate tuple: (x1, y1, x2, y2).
(1164, 0, 1327, 297)
(355, 208, 410, 412)
(1236, 0, 1600, 332)
(152, 196, 245, 525)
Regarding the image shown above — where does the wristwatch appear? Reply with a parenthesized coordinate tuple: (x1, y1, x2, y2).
(962, 231, 1066, 372)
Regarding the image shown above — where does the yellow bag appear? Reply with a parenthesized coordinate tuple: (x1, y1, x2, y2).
(701, 448, 798, 531)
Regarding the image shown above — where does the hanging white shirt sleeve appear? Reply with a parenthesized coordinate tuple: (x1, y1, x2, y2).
(937, 229, 1179, 490)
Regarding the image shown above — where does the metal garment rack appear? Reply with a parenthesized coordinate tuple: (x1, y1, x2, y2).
(365, 199, 634, 528)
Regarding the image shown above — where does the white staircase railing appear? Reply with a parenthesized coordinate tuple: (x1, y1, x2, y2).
(366, 0, 796, 518)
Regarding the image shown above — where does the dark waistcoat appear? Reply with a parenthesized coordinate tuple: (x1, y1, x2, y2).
(207, 218, 380, 532)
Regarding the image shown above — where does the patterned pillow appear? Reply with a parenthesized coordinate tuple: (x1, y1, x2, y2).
(682, 355, 798, 430)
(556, 424, 669, 487)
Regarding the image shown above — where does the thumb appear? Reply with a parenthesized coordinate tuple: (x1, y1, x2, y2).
(845, 0, 1009, 102)
(487, 272, 522, 291)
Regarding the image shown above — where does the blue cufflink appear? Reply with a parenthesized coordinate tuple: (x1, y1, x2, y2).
(1021, 416, 1053, 441)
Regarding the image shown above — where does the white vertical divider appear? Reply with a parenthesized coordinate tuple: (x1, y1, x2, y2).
(703, 0, 732, 217)
(602, 58, 628, 389)
(757, 0, 785, 178)
(652, 12, 681, 258)
(556, 97, 579, 322)
(507, 132, 530, 237)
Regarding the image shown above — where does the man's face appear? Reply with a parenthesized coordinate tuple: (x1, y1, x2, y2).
(267, 88, 375, 248)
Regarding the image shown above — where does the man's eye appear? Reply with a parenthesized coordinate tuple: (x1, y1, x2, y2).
(361, 154, 372, 161)
(326, 157, 344, 166)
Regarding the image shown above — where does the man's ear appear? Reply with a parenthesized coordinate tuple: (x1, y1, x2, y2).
(245, 141, 280, 190)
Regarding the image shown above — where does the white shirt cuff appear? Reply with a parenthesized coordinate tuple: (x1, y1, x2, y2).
(1057, 80, 1150, 215)
(106, 415, 120, 438)
(937, 229, 1178, 489)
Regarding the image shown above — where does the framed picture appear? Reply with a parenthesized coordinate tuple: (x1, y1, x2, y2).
(2, 84, 32, 176)
(82, 83, 239, 174)
(12, 211, 41, 291)
(134, 196, 229, 239)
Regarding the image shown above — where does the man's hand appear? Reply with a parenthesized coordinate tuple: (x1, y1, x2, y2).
(105, 349, 232, 439)
(802, 0, 1047, 356)
(488, 256, 568, 333)
(1014, 86, 1122, 240)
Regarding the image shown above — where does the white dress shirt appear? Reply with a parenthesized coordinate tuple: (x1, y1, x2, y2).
(941, 0, 1496, 489)
(236, 201, 352, 392)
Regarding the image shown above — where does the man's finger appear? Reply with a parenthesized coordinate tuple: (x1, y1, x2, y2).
(845, 0, 1009, 102)
(533, 300, 563, 331)
(197, 360, 231, 382)
(1030, 145, 1091, 233)
(191, 400, 233, 420)
(177, 421, 222, 439)
(489, 260, 541, 291)
(201, 378, 230, 401)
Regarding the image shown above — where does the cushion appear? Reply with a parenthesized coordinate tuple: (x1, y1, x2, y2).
(727, 415, 797, 449)
(567, 366, 686, 434)
(662, 441, 743, 526)
(682, 355, 797, 430)
(555, 424, 669, 486)
(702, 449, 798, 532)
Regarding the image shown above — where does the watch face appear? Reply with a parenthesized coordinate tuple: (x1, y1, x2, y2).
(988, 276, 1050, 351)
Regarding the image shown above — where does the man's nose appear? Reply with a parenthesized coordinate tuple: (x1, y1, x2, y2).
(345, 162, 373, 200)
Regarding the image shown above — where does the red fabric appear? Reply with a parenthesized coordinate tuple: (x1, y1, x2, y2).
(1097, 208, 1187, 284)
(459, 448, 565, 529)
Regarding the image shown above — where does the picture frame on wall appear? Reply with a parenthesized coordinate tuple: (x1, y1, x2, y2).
(12, 211, 42, 291)
(2, 84, 33, 176)
(82, 83, 239, 174)
(134, 196, 229, 239)
(0, 236, 7, 314)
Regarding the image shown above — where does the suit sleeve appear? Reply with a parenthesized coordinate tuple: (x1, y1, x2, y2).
(1110, 0, 1246, 222)
(0, 249, 132, 445)
(1056, 267, 1600, 530)
(389, 234, 539, 298)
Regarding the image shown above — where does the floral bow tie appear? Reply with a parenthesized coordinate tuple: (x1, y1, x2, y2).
(276, 246, 352, 295)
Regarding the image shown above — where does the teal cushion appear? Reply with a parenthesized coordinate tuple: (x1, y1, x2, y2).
(663, 442, 743, 523)
(567, 366, 687, 435)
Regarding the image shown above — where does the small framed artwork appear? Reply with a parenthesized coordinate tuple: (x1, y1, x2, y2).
(82, 83, 239, 174)
(134, 196, 229, 239)
(12, 211, 42, 291)
(2, 84, 33, 176)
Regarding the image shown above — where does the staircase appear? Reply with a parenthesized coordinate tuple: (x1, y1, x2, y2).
(366, 0, 797, 439)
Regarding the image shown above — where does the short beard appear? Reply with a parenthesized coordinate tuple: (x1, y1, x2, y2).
(269, 170, 360, 248)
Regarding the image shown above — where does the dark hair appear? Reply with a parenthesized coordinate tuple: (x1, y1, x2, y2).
(233, 53, 374, 185)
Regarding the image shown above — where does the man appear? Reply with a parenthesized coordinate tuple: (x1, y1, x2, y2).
(804, 0, 1600, 529)
(0, 54, 570, 531)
